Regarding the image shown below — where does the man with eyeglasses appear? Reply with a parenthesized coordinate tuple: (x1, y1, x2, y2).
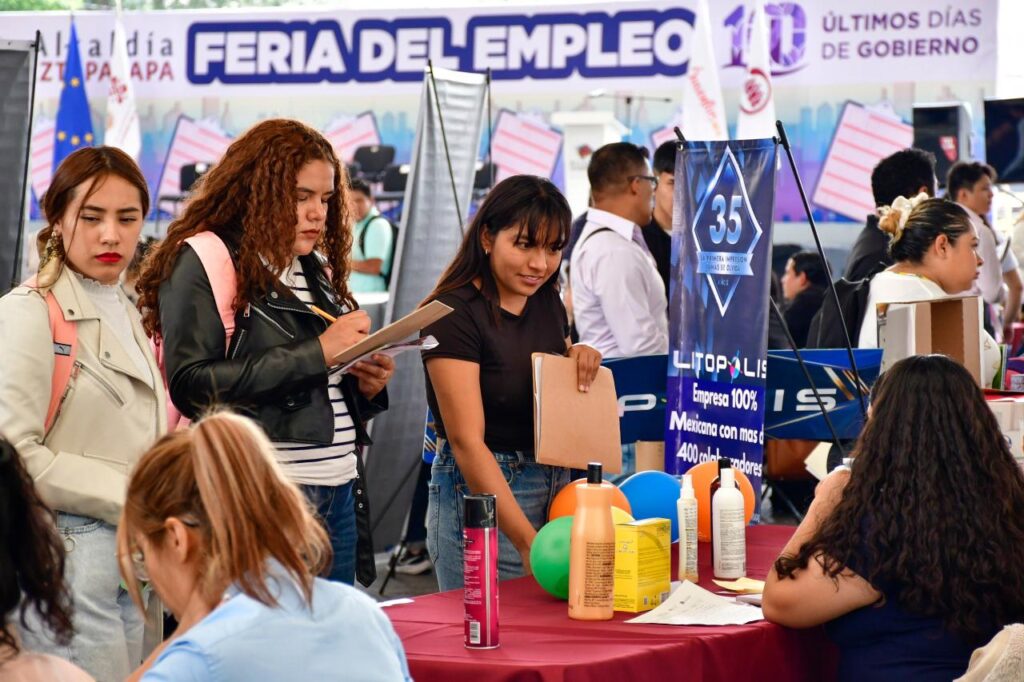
(570, 142, 668, 362)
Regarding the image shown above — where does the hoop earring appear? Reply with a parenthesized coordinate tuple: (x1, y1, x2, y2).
(42, 229, 61, 266)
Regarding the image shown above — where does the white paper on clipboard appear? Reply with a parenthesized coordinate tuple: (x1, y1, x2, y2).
(337, 335, 438, 374)
(328, 300, 452, 373)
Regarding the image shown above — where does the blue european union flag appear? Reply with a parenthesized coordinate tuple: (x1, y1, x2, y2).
(53, 20, 94, 173)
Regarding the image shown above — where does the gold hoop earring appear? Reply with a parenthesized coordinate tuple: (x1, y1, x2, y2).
(43, 229, 61, 265)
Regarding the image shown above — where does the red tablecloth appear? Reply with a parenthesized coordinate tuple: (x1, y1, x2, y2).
(386, 524, 837, 682)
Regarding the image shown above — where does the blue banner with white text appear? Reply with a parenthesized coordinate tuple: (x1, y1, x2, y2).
(665, 139, 777, 519)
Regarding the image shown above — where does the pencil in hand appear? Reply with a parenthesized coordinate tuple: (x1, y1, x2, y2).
(309, 305, 337, 323)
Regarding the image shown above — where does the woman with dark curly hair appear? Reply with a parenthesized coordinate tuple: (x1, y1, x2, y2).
(0, 439, 90, 681)
(135, 119, 394, 586)
(763, 354, 1024, 681)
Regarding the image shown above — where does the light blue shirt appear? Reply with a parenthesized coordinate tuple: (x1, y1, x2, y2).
(350, 207, 394, 293)
(141, 567, 411, 682)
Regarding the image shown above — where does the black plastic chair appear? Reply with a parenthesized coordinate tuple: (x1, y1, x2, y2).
(382, 164, 409, 193)
(474, 161, 496, 190)
(180, 162, 212, 193)
(353, 145, 395, 182)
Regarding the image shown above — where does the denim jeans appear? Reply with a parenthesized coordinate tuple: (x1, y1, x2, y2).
(21, 513, 145, 682)
(301, 482, 356, 585)
(426, 440, 570, 592)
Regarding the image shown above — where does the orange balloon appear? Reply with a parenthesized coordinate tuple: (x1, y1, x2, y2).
(548, 477, 632, 521)
(686, 460, 757, 542)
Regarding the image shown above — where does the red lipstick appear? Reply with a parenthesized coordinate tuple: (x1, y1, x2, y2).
(96, 253, 123, 263)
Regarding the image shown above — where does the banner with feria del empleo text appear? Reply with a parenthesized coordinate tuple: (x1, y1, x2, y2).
(665, 138, 777, 521)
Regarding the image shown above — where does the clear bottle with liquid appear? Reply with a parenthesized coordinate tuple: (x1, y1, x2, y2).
(677, 474, 699, 583)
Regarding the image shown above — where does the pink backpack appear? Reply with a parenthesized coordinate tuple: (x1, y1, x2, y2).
(33, 231, 238, 433)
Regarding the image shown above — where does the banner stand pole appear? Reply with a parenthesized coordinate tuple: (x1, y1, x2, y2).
(768, 298, 847, 459)
(775, 120, 867, 419)
(11, 32, 39, 288)
(485, 68, 494, 190)
(427, 59, 464, 231)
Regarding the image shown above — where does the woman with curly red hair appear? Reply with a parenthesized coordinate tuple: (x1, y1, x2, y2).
(763, 354, 1024, 681)
(135, 119, 394, 586)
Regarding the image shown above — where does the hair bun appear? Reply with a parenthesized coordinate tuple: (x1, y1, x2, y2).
(878, 207, 904, 237)
(877, 192, 929, 244)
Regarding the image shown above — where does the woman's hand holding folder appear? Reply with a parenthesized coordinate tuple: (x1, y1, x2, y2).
(567, 343, 602, 393)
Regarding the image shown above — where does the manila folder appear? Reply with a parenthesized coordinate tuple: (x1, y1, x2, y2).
(532, 353, 621, 473)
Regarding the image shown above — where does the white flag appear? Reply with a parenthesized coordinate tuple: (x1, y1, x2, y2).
(680, 0, 727, 141)
(735, 0, 777, 140)
(104, 16, 141, 159)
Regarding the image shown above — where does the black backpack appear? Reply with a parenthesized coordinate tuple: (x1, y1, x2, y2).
(358, 215, 399, 287)
(806, 278, 871, 349)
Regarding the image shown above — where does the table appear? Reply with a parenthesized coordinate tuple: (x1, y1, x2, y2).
(386, 525, 837, 681)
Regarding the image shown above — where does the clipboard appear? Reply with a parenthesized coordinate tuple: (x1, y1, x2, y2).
(331, 300, 453, 367)
(532, 353, 622, 472)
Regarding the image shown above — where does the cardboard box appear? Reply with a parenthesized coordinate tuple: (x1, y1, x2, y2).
(986, 398, 1024, 463)
(877, 296, 982, 385)
(635, 441, 665, 472)
(613, 518, 671, 613)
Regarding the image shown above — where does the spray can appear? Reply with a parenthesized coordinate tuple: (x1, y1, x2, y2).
(463, 493, 499, 649)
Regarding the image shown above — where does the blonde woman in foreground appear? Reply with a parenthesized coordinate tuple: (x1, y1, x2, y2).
(118, 412, 411, 681)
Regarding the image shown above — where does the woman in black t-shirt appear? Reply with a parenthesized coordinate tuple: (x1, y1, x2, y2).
(421, 175, 602, 590)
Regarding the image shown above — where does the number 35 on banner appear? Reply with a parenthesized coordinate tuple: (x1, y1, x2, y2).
(710, 194, 744, 245)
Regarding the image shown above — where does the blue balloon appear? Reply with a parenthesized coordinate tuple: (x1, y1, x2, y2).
(619, 470, 680, 542)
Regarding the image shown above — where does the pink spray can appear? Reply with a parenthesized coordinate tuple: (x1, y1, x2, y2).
(463, 493, 499, 649)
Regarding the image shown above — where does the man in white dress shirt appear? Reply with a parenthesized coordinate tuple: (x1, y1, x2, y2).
(570, 142, 669, 358)
(948, 161, 1023, 340)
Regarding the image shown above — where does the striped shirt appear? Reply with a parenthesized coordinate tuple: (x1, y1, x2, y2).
(272, 258, 357, 486)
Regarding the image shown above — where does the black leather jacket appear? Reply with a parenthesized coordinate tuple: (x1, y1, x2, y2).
(158, 240, 387, 443)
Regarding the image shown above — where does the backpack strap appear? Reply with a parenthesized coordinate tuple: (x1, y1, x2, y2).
(159, 232, 238, 430)
(184, 231, 237, 341)
(21, 275, 78, 433)
(578, 226, 614, 251)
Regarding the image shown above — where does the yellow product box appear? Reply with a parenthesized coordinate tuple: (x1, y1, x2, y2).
(613, 518, 671, 613)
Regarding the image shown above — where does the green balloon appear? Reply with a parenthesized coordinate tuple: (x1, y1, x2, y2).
(530, 516, 574, 600)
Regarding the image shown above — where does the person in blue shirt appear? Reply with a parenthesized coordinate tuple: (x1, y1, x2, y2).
(348, 178, 394, 293)
(116, 411, 410, 682)
(763, 354, 1024, 682)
